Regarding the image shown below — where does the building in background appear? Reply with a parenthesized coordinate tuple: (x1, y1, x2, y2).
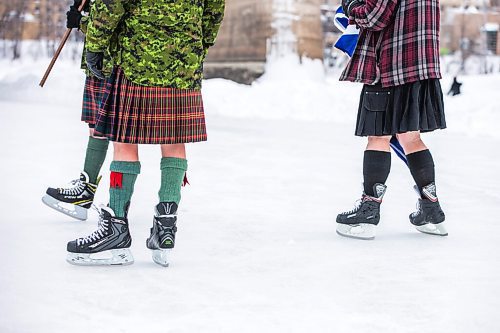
(205, 0, 324, 84)
(441, 0, 500, 57)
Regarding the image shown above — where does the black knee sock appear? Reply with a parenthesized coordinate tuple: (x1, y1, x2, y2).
(406, 149, 435, 195)
(363, 150, 391, 196)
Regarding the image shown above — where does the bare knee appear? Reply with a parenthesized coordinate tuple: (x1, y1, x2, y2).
(113, 143, 139, 161)
(367, 136, 391, 152)
(161, 144, 186, 159)
(397, 132, 427, 154)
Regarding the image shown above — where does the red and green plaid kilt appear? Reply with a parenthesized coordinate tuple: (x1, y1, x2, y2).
(94, 67, 207, 144)
(81, 76, 107, 126)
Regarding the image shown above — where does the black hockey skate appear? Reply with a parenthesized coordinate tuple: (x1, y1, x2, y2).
(336, 183, 387, 240)
(146, 202, 178, 267)
(42, 171, 99, 221)
(66, 206, 133, 266)
(410, 183, 448, 236)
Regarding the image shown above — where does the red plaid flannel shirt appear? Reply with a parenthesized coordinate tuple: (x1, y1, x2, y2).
(340, 0, 442, 87)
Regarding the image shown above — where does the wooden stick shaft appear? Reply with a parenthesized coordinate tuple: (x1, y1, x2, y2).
(39, 0, 89, 87)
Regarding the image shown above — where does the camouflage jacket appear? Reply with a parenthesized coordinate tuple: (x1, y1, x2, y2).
(86, 0, 225, 89)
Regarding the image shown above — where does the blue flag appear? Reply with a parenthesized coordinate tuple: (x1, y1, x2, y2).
(333, 7, 359, 57)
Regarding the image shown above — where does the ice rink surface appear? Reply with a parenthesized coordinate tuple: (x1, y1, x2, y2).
(0, 58, 499, 332)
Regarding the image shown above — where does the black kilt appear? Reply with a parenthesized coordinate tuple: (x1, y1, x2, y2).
(355, 79, 447, 137)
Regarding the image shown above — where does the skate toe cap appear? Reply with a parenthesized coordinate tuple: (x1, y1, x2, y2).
(46, 187, 58, 197)
(67, 240, 78, 252)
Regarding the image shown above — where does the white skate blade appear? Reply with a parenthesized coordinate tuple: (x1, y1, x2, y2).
(151, 249, 172, 267)
(336, 223, 376, 240)
(415, 223, 448, 236)
(66, 248, 134, 266)
(42, 195, 88, 221)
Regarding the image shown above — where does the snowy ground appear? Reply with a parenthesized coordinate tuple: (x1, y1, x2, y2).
(0, 57, 499, 333)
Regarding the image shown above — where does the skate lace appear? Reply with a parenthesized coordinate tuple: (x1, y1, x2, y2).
(77, 212, 109, 246)
(411, 200, 422, 218)
(60, 179, 85, 196)
(341, 198, 363, 215)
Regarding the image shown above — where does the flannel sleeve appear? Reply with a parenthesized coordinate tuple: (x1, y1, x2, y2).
(85, 0, 126, 52)
(350, 0, 398, 31)
(202, 0, 225, 49)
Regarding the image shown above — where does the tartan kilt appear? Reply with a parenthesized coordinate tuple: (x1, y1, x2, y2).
(94, 67, 207, 144)
(81, 76, 107, 127)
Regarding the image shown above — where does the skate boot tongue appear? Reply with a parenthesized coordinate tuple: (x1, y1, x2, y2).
(155, 202, 178, 216)
(421, 182, 438, 202)
(369, 183, 387, 201)
(79, 171, 91, 183)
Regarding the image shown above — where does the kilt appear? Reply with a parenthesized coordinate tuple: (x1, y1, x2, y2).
(81, 75, 108, 127)
(355, 79, 447, 137)
(94, 67, 207, 144)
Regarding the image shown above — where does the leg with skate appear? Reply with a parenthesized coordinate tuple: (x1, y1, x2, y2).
(410, 183, 447, 236)
(42, 171, 99, 221)
(147, 154, 188, 267)
(147, 202, 178, 267)
(336, 183, 387, 240)
(403, 147, 448, 236)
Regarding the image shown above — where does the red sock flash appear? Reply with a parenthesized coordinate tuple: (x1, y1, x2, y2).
(110, 171, 123, 189)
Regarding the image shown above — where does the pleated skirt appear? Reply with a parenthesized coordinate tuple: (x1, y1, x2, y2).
(81, 75, 107, 127)
(355, 79, 446, 137)
(94, 67, 207, 144)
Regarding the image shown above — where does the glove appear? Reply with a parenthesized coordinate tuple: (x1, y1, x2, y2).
(86, 51, 105, 80)
(73, 0, 91, 13)
(66, 5, 82, 29)
(342, 0, 364, 17)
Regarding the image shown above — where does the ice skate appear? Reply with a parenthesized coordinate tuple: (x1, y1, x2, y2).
(410, 183, 448, 236)
(42, 171, 99, 221)
(336, 184, 387, 240)
(66, 206, 133, 266)
(146, 202, 178, 267)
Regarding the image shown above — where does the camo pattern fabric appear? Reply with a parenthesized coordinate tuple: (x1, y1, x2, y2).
(79, 1, 116, 78)
(85, 0, 225, 89)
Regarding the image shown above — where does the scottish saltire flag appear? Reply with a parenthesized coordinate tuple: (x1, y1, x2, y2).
(390, 136, 408, 165)
(333, 7, 359, 57)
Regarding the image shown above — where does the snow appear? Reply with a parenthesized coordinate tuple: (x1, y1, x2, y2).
(1, 55, 500, 333)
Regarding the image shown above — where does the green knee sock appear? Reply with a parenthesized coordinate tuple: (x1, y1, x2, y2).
(83, 137, 109, 184)
(159, 157, 188, 205)
(109, 161, 141, 218)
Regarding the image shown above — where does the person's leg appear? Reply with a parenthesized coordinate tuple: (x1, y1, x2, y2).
(109, 143, 141, 218)
(397, 131, 447, 236)
(66, 142, 139, 266)
(158, 144, 187, 205)
(336, 136, 392, 240)
(83, 128, 109, 184)
(363, 136, 392, 196)
(42, 127, 109, 220)
(397, 131, 434, 195)
(147, 144, 187, 267)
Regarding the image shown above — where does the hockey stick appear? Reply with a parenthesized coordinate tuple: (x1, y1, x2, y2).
(39, 0, 89, 87)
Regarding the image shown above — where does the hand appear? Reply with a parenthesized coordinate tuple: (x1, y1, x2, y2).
(73, 0, 91, 13)
(66, 5, 82, 29)
(86, 51, 105, 80)
(342, 0, 364, 17)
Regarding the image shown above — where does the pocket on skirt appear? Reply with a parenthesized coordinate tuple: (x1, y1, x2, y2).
(362, 89, 391, 112)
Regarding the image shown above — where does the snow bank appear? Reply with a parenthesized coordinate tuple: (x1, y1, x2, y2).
(1, 55, 499, 139)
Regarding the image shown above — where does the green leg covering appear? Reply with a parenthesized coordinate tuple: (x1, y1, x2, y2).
(109, 161, 141, 218)
(83, 136, 109, 184)
(159, 157, 188, 205)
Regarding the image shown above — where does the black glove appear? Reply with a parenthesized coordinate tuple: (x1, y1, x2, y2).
(66, 5, 82, 29)
(86, 51, 105, 80)
(342, 0, 364, 17)
(73, 0, 91, 13)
